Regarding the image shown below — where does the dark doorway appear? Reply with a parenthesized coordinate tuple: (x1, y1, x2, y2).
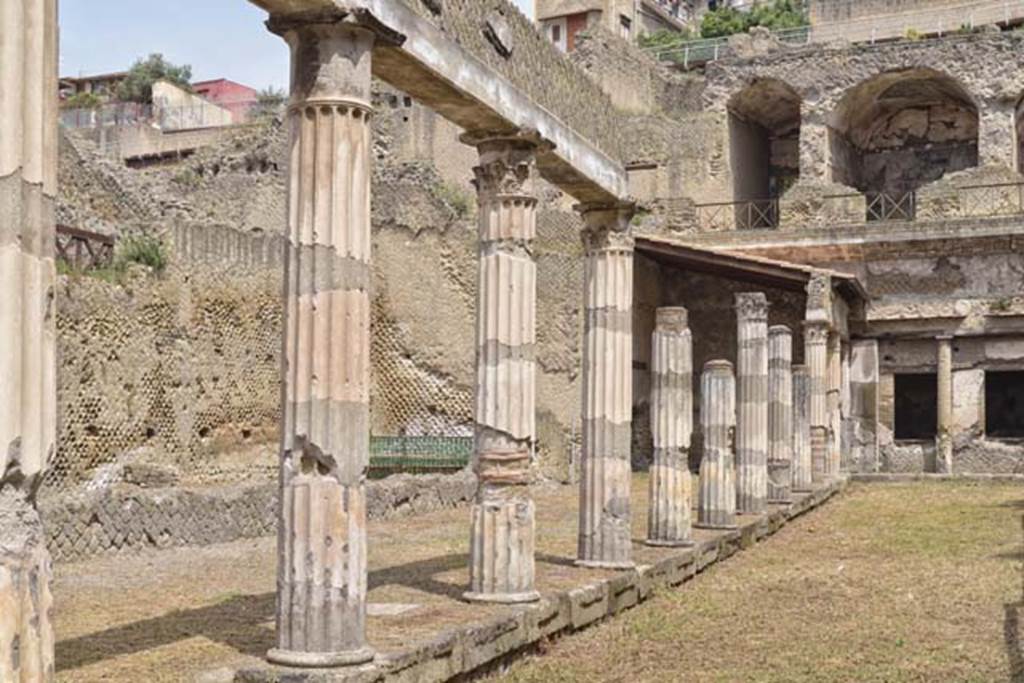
(894, 373, 937, 440)
(986, 371, 1024, 439)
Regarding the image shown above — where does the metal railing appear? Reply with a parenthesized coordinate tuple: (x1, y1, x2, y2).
(56, 224, 116, 271)
(642, 0, 1023, 69)
(368, 435, 472, 478)
(60, 100, 260, 131)
(866, 191, 917, 222)
(695, 198, 779, 231)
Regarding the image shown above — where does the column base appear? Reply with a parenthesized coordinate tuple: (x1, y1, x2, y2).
(575, 559, 636, 570)
(267, 647, 376, 668)
(694, 522, 739, 531)
(645, 538, 696, 548)
(463, 590, 541, 604)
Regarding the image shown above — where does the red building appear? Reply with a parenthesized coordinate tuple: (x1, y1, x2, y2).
(191, 78, 258, 123)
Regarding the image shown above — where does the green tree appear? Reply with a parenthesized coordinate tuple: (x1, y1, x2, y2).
(62, 91, 103, 110)
(700, 0, 807, 39)
(700, 6, 752, 38)
(116, 53, 193, 104)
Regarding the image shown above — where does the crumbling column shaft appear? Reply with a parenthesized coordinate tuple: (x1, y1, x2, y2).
(767, 326, 793, 503)
(647, 307, 694, 547)
(464, 131, 540, 603)
(849, 340, 881, 473)
(0, 1, 59, 680)
(791, 365, 813, 492)
(735, 293, 769, 514)
(936, 336, 954, 474)
(697, 361, 737, 529)
(805, 323, 829, 484)
(578, 204, 635, 569)
(269, 19, 376, 667)
(827, 334, 842, 479)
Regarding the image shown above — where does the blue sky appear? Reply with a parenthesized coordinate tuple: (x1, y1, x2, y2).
(60, 0, 535, 90)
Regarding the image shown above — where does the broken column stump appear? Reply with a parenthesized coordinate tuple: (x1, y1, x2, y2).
(647, 307, 694, 548)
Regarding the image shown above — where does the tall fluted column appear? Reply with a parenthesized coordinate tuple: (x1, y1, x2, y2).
(936, 336, 954, 475)
(735, 293, 770, 515)
(804, 322, 830, 485)
(647, 307, 694, 547)
(791, 365, 813, 492)
(697, 361, 737, 530)
(577, 202, 635, 569)
(827, 333, 842, 479)
(0, 1, 59, 680)
(268, 18, 381, 667)
(462, 130, 542, 603)
(767, 326, 793, 504)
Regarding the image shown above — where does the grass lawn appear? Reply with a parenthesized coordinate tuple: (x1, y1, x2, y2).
(497, 482, 1024, 683)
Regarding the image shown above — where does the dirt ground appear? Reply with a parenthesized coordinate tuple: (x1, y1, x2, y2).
(52, 480, 1022, 682)
(496, 481, 1024, 683)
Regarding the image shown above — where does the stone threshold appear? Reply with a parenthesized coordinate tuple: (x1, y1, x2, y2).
(231, 478, 847, 683)
(851, 472, 1024, 483)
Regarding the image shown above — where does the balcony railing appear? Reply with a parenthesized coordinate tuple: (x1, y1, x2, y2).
(866, 191, 916, 222)
(56, 224, 116, 271)
(695, 198, 779, 231)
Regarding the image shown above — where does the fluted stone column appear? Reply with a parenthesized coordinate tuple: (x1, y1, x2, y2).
(735, 293, 769, 515)
(0, 1, 59, 680)
(827, 333, 842, 479)
(647, 307, 694, 547)
(577, 202, 635, 569)
(791, 365, 813, 492)
(462, 130, 542, 603)
(936, 336, 954, 475)
(697, 361, 737, 530)
(850, 340, 881, 473)
(767, 326, 793, 504)
(268, 17, 383, 667)
(805, 322, 830, 485)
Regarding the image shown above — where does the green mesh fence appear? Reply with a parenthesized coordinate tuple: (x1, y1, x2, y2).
(368, 435, 472, 478)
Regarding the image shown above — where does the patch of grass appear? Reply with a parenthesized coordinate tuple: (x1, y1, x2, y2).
(116, 234, 168, 273)
(498, 482, 1024, 682)
(433, 181, 473, 219)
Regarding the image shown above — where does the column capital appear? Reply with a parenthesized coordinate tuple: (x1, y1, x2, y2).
(267, 8, 404, 45)
(656, 306, 689, 333)
(803, 320, 830, 344)
(769, 324, 793, 339)
(462, 129, 548, 200)
(735, 292, 769, 321)
(576, 201, 637, 254)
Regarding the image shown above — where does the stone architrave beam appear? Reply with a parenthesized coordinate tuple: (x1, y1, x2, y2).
(696, 360, 738, 530)
(267, 16, 378, 668)
(0, 1, 59, 680)
(646, 307, 695, 548)
(250, 0, 629, 203)
(577, 202, 635, 570)
(767, 325, 793, 504)
(735, 293, 770, 515)
(462, 129, 543, 604)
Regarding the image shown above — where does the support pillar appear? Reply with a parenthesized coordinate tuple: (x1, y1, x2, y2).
(697, 361, 737, 530)
(0, 1, 59, 680)
(577, 202, 635, 570)
(268, 17, 383, 667)
(804, 322, 830, 485)
(735, 293, 769, 515)
(826, 333, 842, 480)
(850, 340, 880, 473)
(462, 130, 542, 603)
(767, 326, 793, 504)
(646, 307, 694, 547)
(791, 365, 813, 492)
(936, 336, 954, 475)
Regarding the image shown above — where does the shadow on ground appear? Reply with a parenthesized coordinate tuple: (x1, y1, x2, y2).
(58, 552, 477, 672)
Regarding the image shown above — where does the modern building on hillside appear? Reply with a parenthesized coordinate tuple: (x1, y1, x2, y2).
(58, 71, 128, 100)
(192, 78, 259, 123)
(537, 0, 697, 51)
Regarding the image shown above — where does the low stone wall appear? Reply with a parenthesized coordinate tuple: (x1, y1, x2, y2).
(233, 479, 846, 683)
(42, 471, 476, 563)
